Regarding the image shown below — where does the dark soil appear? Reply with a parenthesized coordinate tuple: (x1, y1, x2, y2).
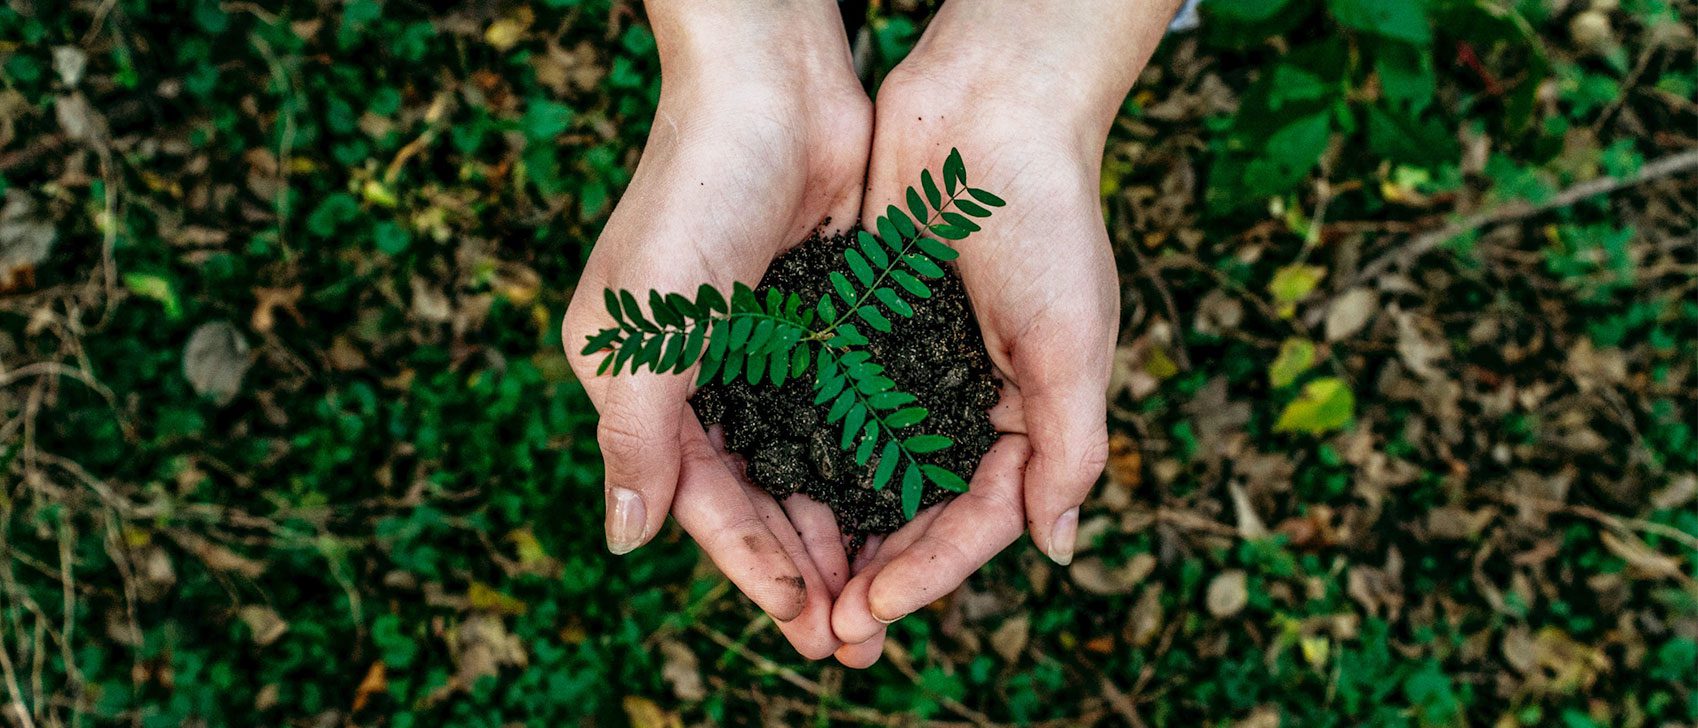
(690, 228, 1000, 538)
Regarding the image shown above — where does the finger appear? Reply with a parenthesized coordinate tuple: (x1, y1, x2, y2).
(850, 533, 886, 575)
(988, 380, 1026, 433)
(833, 628, 885, 669)
(865, 436, 1029, 622)
(592, 375, 692, 555)
(749, 489, 841, 660)
(783, 495, 851, 595)
(672, 417, 808, 622)
(830, 507, 945, 646)
(1019, 367, 1110, 566)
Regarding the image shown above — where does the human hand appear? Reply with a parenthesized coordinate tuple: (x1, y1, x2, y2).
(828, 0, 1179, 666)
(562, 0, 869, 659)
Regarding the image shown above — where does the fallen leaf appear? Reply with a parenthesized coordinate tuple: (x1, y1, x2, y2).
(990, 615, 1030, 662)
(449, 614, 526, 689)
(351, 662, 386, 712)
(1274, 377, 1355, 435)
(52, 46, 87, 86)
(183, 321, 251, 405)
(1206, 570, 1249, 617)
(467, 582, 527, 616)
(658, 639, 704, 702)
(1234, 706, 1281, 728)
(1126, 585, 1164, 646)
(483, 17, 528, 52)
(55, 91, 104, 142)
(1106, 432, 1142, 493)
(1325, 287, 1377, 341)
(172, 531, 265, 579)
(1268, 264, 1326, 319)
(1071, 553, 1157, 596)
(1600, 531, 1683, 581)
(622, 695, 682, 728)
(238, 605, 288, 646)
(252, 285, 304, 333)
(1651, 474, 1697, 510)
(0, 191, 56, 289)
(1229, 483, 1270, 540)
(1393, 309, 1449, 380)
(1268, 337, 1316, 388)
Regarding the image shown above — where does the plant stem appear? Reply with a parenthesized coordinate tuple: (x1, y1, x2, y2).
(807, 187, 969, 341)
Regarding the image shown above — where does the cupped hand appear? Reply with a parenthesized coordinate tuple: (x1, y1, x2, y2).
(562, 2, 869, 659)
(828, 0, 1176, 666)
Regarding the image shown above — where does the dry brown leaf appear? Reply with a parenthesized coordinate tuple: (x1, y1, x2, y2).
(252, 285, 304, 333)
(622, 695, 682, 728)
(1234, 706, 1281, 728)
(183, 321, 251, 406)
(351, 662, 387, 712)
(1126, 585, 1164, 647)
(1600, 531, 1683, 581)
(1106, 432, 1143, 493)
(1393, 308, 1449, 380)
(1071, 553, 1156, 596)
(989, 615, 1030, 662)
(238, 605, 288, 646)
(658, 639, 705, 702)
(1651, 474, 1698, 510)
(1228, 483, 1269, 540)
(1206, 570, 1249, 617)
(450, 614, 526, 689)
(0, 191, 56, 290)
(1325, 288, 1377, 341)
(172, 531, 265, 579)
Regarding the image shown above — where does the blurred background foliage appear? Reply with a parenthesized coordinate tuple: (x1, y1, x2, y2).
(0, 0, 1694, 725)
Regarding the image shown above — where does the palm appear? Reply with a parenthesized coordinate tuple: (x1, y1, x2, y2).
(564, 81, 871, 659)
(828, 75, 1116, 666)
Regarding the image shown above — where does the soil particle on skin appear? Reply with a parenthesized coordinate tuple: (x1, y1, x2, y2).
(691, 228, 1000, 537)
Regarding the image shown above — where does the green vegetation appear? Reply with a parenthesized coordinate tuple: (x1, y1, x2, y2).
(584, 149, 1000, 516)
(1, 0, 1693, 726)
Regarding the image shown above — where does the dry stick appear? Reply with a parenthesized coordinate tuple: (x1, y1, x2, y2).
(874, 641, 1000, 728)
(1350, 148, 1698, 287)
(692, 624, 903, 727)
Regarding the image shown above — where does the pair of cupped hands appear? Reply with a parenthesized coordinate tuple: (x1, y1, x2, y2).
(563, 1, 1173, 666)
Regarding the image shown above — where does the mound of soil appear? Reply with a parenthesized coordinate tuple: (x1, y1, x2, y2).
(690, 228, 1000, 538)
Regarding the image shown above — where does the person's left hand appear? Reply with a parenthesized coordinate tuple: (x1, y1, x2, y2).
(825, 0, 1177, 667)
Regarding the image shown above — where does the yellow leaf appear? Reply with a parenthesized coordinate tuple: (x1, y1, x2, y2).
(1143, 346, 1180, 380)
(1269, 337, 1317, 388)
(622, 696, 682, 728)
(361, 179, 398, 208)
(1274, 377, 1355, 435)
(1300, 635, 1330, 667)
(467, 582, 527, 616)
(484, 18, 526, 51)
(1268, 264, 1326, 319)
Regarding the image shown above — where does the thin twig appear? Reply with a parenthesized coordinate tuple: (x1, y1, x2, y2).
(1351, 148, 1698, 286)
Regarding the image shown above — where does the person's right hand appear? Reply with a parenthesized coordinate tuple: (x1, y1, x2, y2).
(561, 1, 870, 659)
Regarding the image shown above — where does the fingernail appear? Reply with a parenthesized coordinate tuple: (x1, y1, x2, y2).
(1048, 507, 1079, 566)
(606, 486, 646, 555)
(874, 611, 904, 625)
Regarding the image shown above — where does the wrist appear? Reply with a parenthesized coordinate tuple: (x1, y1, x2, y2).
(897, 0, 1178, 142)
(648, 0, 856, 98)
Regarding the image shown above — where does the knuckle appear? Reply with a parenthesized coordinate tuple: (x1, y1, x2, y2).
(596, 412, 663, 473)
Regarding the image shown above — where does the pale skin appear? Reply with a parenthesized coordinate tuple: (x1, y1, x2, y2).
(562, 0, 1181, 665)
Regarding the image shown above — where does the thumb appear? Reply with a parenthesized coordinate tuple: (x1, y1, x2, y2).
(589, 369, 692, 555)
(1020, 369, 1110, 567)
(564, 267, 703, 556)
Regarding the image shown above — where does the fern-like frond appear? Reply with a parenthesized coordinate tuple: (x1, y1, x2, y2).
(580, 282, 815, 387)
(813, 349, 966, 518)
(816, 148, 1005, 341)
